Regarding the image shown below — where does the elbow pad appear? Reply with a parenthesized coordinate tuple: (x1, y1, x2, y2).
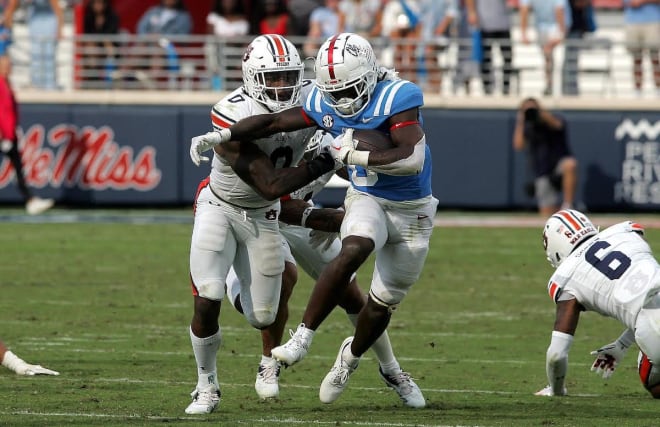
(546, 331, 573, 396)
(370, 135, 426, 176)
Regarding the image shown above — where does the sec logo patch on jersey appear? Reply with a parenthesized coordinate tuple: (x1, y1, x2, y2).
(352, 129, 395, 151)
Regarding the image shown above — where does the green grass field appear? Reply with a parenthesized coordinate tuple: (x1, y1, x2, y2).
(0, 210, 659, 427)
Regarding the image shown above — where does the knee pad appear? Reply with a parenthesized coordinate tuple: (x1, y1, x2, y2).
(368, 290, 399, 314)
(246, 308, 277, 330)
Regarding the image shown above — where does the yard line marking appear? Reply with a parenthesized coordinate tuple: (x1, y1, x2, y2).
(1, 412, 478, 427)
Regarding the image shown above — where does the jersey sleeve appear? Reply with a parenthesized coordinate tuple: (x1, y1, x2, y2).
(380, 81, 424, 116)
(210, 92, 254, 131)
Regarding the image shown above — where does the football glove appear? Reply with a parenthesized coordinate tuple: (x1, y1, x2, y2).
(534, 385, 567, 396)
(190, 129, 231, 166)
(16, 363, 60, 376)
(590, 339, 629, 379)
(309, 230, 337, 251)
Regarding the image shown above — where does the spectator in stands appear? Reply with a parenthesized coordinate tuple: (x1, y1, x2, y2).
(513, 97, 578, 217)
(562, 0, 596, 96)
(465, 0, 513, 95)
(134, 0, 192, 89)
(287, 0, 323, 36)
(26, 0, 64, 90)
(1, 339, 58, 375)
(251, 0, 290, 35)
(206, 0, 249, 91)
(418, 0, 457, 93)
(376, 0, 422, 84)
(519, 0, 570, 96)
(207, 0, 249, 37)
(0, 1, 18, 58)
(0, 55, 54, 215)
(452, 0, 477, 95)
(81, 0, 120, 89)
(303, 0, 345, 58)
(340, 0, 382, 37)
(623, 0, 660, 97)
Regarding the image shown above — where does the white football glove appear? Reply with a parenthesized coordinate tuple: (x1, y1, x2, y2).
(534, 385, 567, 397)
(189, 129, 230, 166)
(309, 230, 337, 251)
(16, 363, 60, 376)
(590, 340, 629, 379)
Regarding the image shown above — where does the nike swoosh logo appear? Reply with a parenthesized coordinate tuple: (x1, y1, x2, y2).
(362, 117, 374, 123)
(417, 214, 428, 220)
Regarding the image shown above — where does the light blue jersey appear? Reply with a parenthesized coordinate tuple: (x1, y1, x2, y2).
(303, 79, 432, 202)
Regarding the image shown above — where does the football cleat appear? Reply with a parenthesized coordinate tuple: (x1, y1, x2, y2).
(26, 197, 54, 215)
(379, 367, 426, 408)
(184, 387, 221, 414)
(319, 336, 359, 403)
(255, 358, 281, 399)
(271, 323, 314, 367)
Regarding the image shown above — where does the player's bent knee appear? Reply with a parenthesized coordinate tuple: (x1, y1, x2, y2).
(193, 280, 225, 301)
(247, 309, 277, 329)
(368, 290, 400, 314)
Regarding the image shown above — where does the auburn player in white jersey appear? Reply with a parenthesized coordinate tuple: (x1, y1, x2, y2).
(224, 133, 425, 406)
(185, 34, 338, 415)
(190, 32, 435, 407)
(535, 209, 660, 398)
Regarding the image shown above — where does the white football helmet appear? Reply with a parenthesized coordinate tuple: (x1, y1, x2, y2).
(242, 34, 304, 111)
(314, 33, 378, 117)
(543, 209, 598, 268)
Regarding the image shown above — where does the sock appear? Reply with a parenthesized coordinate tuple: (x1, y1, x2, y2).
(342, 344, 360, 369)
(190, 327, 221, 390)
(261, 355, 273, 365)
(346, 313, 399, 374)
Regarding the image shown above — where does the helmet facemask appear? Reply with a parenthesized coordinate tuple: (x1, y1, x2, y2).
(253, 68, 303, 111)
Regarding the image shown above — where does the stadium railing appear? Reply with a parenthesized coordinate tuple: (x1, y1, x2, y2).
(5, 33, 656, 99)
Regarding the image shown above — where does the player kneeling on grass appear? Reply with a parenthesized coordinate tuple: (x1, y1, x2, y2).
(535, 209, 660, 398)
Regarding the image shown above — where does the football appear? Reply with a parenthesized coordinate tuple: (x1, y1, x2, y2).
(352, 129, 395, 151)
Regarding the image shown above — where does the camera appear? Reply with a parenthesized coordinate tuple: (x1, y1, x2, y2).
(524, 107, 539, 123)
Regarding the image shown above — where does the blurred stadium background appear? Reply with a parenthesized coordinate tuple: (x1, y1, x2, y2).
(1, 0, 658, 212)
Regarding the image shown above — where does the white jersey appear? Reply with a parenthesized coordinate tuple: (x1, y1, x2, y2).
(549, 221, 660, 330)
(208, 82, 317, 208)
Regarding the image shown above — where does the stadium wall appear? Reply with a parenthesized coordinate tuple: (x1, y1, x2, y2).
(3, 94, 658, 212)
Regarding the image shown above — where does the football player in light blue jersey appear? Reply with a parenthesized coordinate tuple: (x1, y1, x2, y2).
(190, 32, 437, 407)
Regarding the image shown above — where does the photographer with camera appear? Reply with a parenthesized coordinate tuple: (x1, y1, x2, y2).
(513, 97, 578, 216)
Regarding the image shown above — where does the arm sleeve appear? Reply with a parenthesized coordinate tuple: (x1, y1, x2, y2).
(546, 331, 573, 396)
(368, 135, 426, 176)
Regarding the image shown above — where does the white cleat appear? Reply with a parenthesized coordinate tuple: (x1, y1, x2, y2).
(319, 336, 359, 404)
(184, 388, 221, 414)
(379, 368, 426, 408)
(26, 197, 54, 215)
(271, 323, 313, 367)
(255, 358, 280, 399)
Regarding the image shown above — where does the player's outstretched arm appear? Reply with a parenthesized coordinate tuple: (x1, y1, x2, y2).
(232, 141, 337, 201)
(1, 345, 59, 376)
(279, 198, 344, 232)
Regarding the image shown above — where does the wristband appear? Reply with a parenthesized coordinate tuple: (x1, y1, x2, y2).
(346, 150, 369, 167)
(301, 206, 315, 227)
(219, 128, 231, 143)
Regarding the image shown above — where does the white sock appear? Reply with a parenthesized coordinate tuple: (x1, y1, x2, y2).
(261, 355, 273, 365)
(342, 344, 360, 369)
(346, 313, 399, 374)
(189, 327, 221, 390)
